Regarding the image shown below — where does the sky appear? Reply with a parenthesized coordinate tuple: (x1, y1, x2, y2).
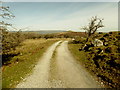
(1, 1, 118, 32)
(2, 0, 120, 2)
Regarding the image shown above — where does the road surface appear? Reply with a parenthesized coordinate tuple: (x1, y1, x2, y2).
(16, 41, 101, 88)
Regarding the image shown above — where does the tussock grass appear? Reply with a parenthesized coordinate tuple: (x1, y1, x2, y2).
(49, 41, 63, 81)
(2, 38, 59, 88)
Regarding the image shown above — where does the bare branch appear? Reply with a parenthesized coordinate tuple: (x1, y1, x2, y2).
(81, 16, 104, 42)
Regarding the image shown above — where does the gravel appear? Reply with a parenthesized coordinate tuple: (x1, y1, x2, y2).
(16, 41, 101, 88)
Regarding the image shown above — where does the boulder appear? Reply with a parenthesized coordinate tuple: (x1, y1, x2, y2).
(72, 38, 75, 41)
(92, 39, 103, 47)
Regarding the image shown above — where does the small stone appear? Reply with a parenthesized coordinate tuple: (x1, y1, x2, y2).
(101, 82, 103, 85)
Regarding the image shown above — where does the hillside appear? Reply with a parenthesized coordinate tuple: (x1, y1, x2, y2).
(10, 30, 67, 34)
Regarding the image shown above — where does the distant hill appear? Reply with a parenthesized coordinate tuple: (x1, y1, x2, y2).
(9, 30, 86, 37)
(22, 30, 67, 34)
(56, 31, 86, 37)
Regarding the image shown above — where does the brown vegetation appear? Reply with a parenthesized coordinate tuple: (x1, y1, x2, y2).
(69, 31, 120, 88)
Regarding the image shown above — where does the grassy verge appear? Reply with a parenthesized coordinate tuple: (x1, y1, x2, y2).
(68, 44, 87, 65)
(2, 38, 60, 88)
(68, 43, 104, 86)
(49, 41, 62, 81)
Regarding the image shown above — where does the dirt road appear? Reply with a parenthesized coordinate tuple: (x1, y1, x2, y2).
(16, 41, 101, 88)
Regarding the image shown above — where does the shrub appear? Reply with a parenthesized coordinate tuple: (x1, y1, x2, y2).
(78, 31, 120, 88)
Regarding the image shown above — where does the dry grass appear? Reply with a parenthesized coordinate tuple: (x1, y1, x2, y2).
(2, 38, 60, 88)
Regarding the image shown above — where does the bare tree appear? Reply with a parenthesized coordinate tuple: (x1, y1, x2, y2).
(0, 2, 15, 54)
(82, 16, 104, 43)
(0, 6, 15, 29)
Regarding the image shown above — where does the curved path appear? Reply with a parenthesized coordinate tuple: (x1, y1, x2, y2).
(16, 41, 101, 88)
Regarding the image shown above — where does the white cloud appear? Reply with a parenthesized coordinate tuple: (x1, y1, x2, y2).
(7, 2, 118, 32)
(27, 3, 118, 32)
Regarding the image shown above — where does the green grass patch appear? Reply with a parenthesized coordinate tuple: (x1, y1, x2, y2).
(68, 44, 87, 65)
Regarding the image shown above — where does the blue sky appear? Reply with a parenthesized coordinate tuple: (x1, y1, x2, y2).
(2, 2, 118, 32)
(2, 0, 120, 2)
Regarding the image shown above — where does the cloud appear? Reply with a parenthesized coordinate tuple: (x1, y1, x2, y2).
(27, 2, 118, 32)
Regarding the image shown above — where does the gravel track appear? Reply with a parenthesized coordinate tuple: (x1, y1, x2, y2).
(55, 41, 101, 88)
(16, 41, 61, 88)
(16, 41, 101, 88)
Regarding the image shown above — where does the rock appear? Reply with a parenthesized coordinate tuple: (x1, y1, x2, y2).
(92, 39, 103, 47)
(72, 38, 75, 41)
(101, 82, 104, 85)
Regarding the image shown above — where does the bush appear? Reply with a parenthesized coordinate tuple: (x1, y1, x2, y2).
(79, 31, 120, 88)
